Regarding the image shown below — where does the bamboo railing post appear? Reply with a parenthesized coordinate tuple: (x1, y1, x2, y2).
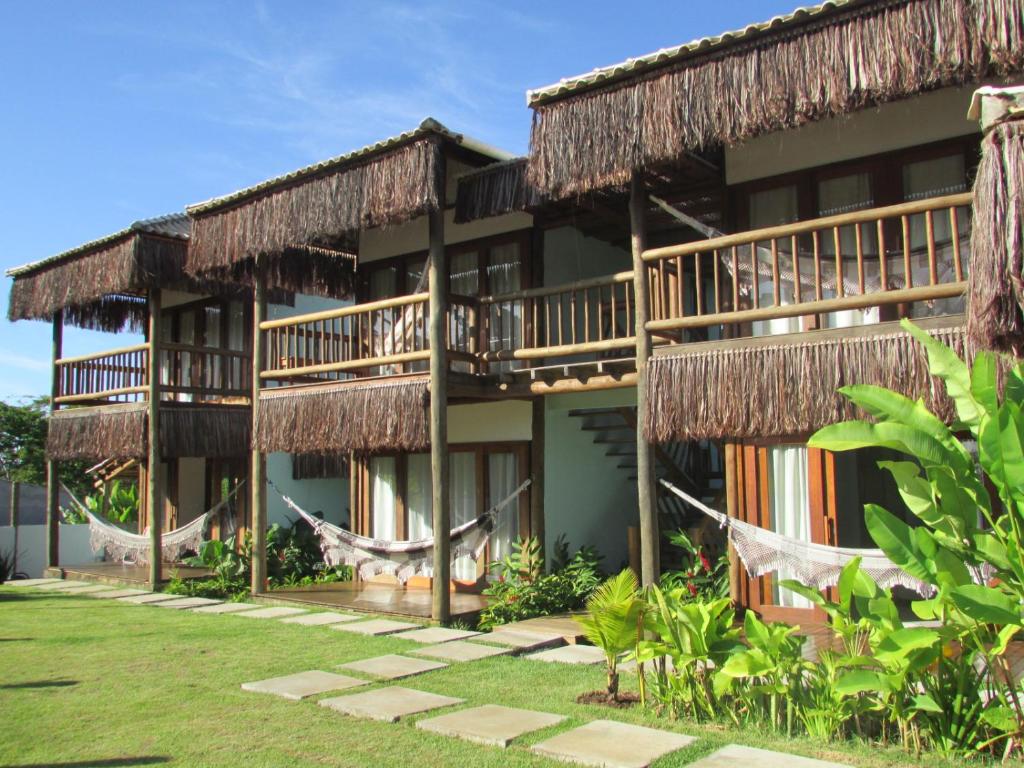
(530, 397, 545, 555)
(146, 290, 163, 590)
(45, 311, 63, 572)
(251, 261, 268, 595)
(630, 173, 659, 586)
(428, 159, 450, 624)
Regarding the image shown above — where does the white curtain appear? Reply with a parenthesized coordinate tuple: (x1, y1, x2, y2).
(486, 244, 523, 373)
(406, 454, 432, 540)
(488, 452, 519, 563)
(749, 185, 802, 337)
(450, 452, 478, 580)
(449, 251, 479, 374)
(370, 457, 397, 541)
(767, 445, 813, 609)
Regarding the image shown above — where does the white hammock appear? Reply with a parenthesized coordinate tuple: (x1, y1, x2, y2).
(64, 482, 244, 566)
(273, 478, 531, 583)
(659, 479, 933, 596)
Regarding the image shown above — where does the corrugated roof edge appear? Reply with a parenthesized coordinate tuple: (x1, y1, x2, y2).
(6, 212, 189, 278)
(526, 0, 856, 106)
(186, 117, 515, 216)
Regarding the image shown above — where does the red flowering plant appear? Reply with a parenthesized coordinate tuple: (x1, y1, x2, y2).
(659, 529, 729, 600)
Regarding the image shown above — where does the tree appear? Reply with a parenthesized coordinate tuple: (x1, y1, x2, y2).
(0, 396, 91, 498)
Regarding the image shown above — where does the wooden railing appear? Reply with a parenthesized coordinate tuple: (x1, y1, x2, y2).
(478, 270, 636, 365)
(643, 193, 971, 335)
(55, 343, 251, 404)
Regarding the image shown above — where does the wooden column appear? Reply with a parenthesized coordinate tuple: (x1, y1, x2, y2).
(530, 397, 545, 551)
(146, 290, 163, 590)
(429, 160, 450, 623)
(724, 442, 741, 604)
(251, 263, 268, 595)
(629, 173, 659, 586)
(45, 311, 63, 571)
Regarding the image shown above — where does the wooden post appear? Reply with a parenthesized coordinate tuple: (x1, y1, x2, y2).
(251, 262, 268, 595)
(629, 173, 659, 586)
(724, 442, 741, 604)
(429, 158, 450, 623)
(10, 481, 20, 575)
(45, 311, 63, 571)
(146, 290, 163, 590)
(530, 397, 545, 553)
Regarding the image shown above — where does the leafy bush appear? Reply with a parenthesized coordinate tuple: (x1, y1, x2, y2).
(658, 529, 729, 600)
(574, 569, 646, 700)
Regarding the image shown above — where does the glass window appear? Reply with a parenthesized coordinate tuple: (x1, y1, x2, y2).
(767, 445, 812, 609)
(748, 185, 800, 336)
(407, 454, 432, 540)
(449, 251, 479, 296)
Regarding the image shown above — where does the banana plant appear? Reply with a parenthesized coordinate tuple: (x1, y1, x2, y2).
(573, 569, 646, 701)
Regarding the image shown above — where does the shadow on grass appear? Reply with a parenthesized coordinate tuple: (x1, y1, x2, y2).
(0, 679, 78, 689)
(0, 759, 170, 768)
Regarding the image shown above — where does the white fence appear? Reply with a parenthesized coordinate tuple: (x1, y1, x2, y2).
(0, 524, 101, 578)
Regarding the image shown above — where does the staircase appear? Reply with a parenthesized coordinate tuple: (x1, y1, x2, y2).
(567, 406, 724, 569)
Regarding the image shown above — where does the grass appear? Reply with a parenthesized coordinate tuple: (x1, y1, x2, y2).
(0, 588, 974, 768)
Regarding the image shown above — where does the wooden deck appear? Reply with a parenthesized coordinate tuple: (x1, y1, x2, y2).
(55, 563, 212, 586)
(266, 581, 489, 622)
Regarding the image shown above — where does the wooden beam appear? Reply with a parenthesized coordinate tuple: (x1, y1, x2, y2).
(251, 262, 268, 595)
(530, 397, 545, 555)
(146, 290, 162, 590)
(630, 174, 659, 587)
(429, 159, 450, 624)
(46, 311, 63, 571)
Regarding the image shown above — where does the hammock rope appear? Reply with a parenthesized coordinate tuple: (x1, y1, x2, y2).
(659, 479, 934, 597)
(270, 477, 531, 583)
(64, 481, 244, 566)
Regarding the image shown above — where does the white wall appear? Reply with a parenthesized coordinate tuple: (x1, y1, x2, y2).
(725, 85, 980, 185)
(448, 400, 532, 444)
(266, 453, 349, 529)
(176, 457, 207, 525)
(543, 387, 639, 571)
(0, 524, 100, 578)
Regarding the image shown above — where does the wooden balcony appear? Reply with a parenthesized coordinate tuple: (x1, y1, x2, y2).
(54, 343, 251, 406)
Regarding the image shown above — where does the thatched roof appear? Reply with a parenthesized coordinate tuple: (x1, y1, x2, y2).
(644, 323, 971, 442)
(7, 214, 191, 332)
(527, 0, 1024, 198)
(186, 119, 510, 282)
(454, 157, 546, 223)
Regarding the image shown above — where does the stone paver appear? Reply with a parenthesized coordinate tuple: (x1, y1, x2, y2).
(241, 670, 369, 701)
(6, 578, 61, 587)
(319, 686, 463, 723)
(191, 602, 262, 614)
(86, 588, 149, 599)
(417, 704, 566, 748)
(411, 640, 514, 663)
(235, 606, 308, 619)
(156, 597, 223, 609)
(531, 719, 696, 768)
(527, 644, 606, 665)
(339, 654, 447, 680)
(476, 629, 565, 652)
(118, 592, 181, 604)
(280, 611, 362, 626)
(54, 584, 119, 595)
(331, 619, 419, 636)
(394, 627, 481, 644)
(685, 745, 851, 768)
(35, 580, 90, 591)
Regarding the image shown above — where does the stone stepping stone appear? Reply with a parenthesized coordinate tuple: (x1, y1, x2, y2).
(156, 597, 223, 609)
(241, 670, 369, 701)
(527, 644, 606, 665)
(280, 611, 362, 626)
(411, 640, 514, 663)
(686, 745, 852, 768)
(118, 593, 180, 604)
(54, 584, 119, 595)
(192, 602, 262, 614)
(87, 588, 149, 599)
(531, 719, 696, 768)
(35, 580, 90, 591)
(235, 606, 308, 619)
(331, 618, 419, 636)
(319, 686, 463, 723)
(476, 629, 565, 652)
(6, 578, 61, 587)
(394, 627, 481, 644)
(339, 654, 447, 680)
(417, 704, 566, 748)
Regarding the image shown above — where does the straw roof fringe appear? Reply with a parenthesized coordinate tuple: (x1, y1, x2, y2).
(967, 121, 1024, 352)
(256, 380, 430, 454)
(187, 139, 444, 277)
(528, 0, 1024, 198)
(46, 404, 250, 461)
(454, 158, 545, 223)
(644, 326, 972, 442)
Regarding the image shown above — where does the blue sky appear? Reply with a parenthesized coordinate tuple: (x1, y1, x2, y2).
(0, 0, 797, 401)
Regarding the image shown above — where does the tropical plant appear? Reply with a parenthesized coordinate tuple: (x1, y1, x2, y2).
(84, 481, 139, 524)
(574, 569, 646, 700)
(659, 529, 729, 600)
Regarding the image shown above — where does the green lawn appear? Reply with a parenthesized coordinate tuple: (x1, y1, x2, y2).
(0, 588, 965, 768)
